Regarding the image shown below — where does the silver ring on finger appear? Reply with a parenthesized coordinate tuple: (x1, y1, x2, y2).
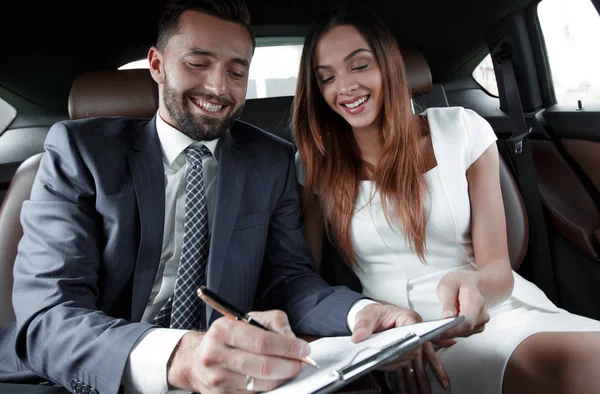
(405, 365, 418, 394)
(245, 375, 255, 391)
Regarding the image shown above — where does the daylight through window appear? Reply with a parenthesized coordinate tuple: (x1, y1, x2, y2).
(119, 43, 304, 100)
(538, 0, 600, 105)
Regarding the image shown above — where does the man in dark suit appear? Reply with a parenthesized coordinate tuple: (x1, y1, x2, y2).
(0, 0, 429, 393)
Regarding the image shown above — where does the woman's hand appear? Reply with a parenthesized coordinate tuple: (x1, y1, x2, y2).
(436, 270, 490, 338)
(367, 302, 452, 394)
(391, 340, 453, 394)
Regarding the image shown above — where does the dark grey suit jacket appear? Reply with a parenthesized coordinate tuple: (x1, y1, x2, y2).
(0, 116, 364, 393)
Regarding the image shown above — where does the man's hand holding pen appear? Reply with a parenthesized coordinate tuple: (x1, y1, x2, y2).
(166, 310, 311, 393)
(165, 287, 450, 393)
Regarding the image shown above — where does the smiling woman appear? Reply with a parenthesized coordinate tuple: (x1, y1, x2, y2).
(313, 32, 384, 133)
(292, 5, 600, 394)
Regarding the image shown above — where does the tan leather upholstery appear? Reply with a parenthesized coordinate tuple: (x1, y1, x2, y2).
(402, 48, 433, 97)
(0, 153, 43, 328)
(499, 156, 528, 270)
(67, 51, 431, 119)
(68, 69, 158, 120)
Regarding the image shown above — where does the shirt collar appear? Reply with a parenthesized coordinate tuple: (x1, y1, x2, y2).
(155, 111, 220, 166)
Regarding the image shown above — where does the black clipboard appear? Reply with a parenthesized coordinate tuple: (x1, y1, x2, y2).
(311, 316, 465, 394)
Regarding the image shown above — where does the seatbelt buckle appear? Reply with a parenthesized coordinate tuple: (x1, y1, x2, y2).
(492, 41, 513, 65)
(507, 127, 532, 154)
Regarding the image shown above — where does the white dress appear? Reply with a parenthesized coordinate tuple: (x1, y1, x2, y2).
(296, 106, 600, 394)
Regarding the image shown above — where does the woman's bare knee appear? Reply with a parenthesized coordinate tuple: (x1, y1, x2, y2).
(503, 332, 600, 394)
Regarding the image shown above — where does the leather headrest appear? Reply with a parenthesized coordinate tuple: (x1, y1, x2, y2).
(68, 69, 158, 120)
(401, 48, 433, 97)
(68, 49, 431, 119)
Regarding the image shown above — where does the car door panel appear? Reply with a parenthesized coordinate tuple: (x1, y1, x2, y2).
(530, 139, 600, 258)
(537, 105, 600, 319)
(561, 139, 600, 195)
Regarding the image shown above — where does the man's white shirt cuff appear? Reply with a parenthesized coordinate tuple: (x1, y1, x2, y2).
(346, 299, 380, 333)
(123, 328, 189, 394)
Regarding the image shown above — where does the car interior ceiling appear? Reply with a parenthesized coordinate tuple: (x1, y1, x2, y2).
(2, 0, 600, 326)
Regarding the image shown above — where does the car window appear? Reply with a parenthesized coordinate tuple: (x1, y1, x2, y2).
(472, 54, 499, 97)
(538, 0, 600, 105)
(119, 37, 304, 100)
(0, 97, 17, 136)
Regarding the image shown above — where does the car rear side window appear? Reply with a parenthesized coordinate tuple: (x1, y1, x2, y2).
(472, 54, 499, 97)
(538, 0, 600, 105)
(119, 38, 304, 100)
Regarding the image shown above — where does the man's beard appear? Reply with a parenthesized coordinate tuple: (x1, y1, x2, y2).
(163, 75, 244, 141)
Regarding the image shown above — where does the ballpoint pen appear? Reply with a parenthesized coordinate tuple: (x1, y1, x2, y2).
(196, 285, 319, 368)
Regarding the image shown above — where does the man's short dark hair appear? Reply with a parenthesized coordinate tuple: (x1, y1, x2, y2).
(156, 0, 255, 50)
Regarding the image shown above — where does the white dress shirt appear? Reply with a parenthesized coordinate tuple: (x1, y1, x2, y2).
(122, 113, 376, 394)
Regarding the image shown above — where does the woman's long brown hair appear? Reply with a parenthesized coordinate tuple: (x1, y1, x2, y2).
(292, 7, 429, 267)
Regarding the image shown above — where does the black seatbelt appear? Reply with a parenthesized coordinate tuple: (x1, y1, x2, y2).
(494, 43, 559, 305)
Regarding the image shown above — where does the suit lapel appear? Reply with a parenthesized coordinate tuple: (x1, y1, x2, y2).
(127, 116, 166, 322)
(206, 128, 247, 324)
